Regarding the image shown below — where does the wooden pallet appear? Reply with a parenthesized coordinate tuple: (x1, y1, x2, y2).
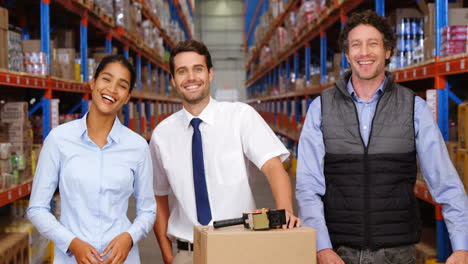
(0, 233, 29, 264)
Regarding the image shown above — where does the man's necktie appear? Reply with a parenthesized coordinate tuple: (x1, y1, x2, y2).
(191, 118, 212, 225)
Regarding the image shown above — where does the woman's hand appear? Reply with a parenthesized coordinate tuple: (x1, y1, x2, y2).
(69, 237, 103, 264)
(101, 232, 133, 264)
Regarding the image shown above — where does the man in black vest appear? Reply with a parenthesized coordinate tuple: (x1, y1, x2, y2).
(296, 10, 468, 264)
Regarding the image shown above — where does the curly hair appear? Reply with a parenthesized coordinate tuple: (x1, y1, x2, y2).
(339, 10, 396, 65)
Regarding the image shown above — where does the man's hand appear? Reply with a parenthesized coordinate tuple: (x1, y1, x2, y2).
(101, 232, 133, 264)
(317, 248, 345, 264)
(283, 209, 301, 228)
(69, 237, 103, 264)
(446, 250, 468, 264)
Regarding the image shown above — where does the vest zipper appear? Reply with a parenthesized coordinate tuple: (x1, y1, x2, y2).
(350, 87, 386, 249)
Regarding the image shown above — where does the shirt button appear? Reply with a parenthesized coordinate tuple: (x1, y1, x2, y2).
(363, 125, 368, 130)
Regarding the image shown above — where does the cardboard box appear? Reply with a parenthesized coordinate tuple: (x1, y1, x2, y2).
(446, 141, 458, 168)
(0, 7, 8, 30)
(388, 8, 423, 27)
(0, 29, 7, 69)
(456, 149, 468, 192)
(424, 36, 435, 61)
(57, 48, 76, 80)
(22, 39, 55, 53)
(53, 28, 75, 49)
(93, 52, 110, 65)
(193, 226, 316, 264)
(458, 102, 468, 150)
(424, 4, 435, 44)
(449, 8, 468, 26)
(0, 232, 29, 264)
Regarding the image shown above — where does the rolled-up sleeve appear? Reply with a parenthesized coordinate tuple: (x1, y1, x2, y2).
(240, 104, 289, 169)
(27, 132, 77, 254)
(126, 144, 156, 244)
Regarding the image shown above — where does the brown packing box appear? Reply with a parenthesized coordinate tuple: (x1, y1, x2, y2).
(57, 48, 76, 80)
(0, 29, 7, 69)
(449, 8, 468, 26)
(424, 36, 435, 61)
(0, 233, 29, 264)
(458, 102, 468, 150)
(21, 39, 55, 53)
(424, 4, 435, 46)
(388, 8, 423, 27)
(141, 65, 149, 91)
(193, 225, 316, 264)
(445, 141, 458, 168)
(53, 28, 75, 49)
(0, 7, 8, 30)
(93, 52, 110, 65)
(456, 150, 468, 193)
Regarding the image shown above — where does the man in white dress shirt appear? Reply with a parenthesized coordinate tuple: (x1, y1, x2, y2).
(149, 39, 301, 264)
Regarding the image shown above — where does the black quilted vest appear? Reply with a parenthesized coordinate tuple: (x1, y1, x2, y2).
(321, 71, 421, 250)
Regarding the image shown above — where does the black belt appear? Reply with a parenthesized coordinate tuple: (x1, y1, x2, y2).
(177, 240, 194, 251)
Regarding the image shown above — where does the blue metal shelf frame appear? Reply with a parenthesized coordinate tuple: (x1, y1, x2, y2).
(320, 31, 327, 84)
(105, 33, 112, 54)
(147, 62, 152, 93)
(375, 0, 385, 16)
(294, 53, 299, 80)
(40, 0, 50, 67)
(305, 45, 311, 84)
(80, 14, 88, 82)
(245, 0, 266, 47)
(136, 55, 142, 91)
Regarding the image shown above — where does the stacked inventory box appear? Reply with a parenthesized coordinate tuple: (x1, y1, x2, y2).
(0, 7, 8, 69)
(0, 141, 12, 190)
(0, 102, 33, 185)
(441, 25, 467, 57)
(7, 30, 24, 72)
(457, 102, 468, 192)
(2, 199, 51, 264)
(0, 232, 29, 264)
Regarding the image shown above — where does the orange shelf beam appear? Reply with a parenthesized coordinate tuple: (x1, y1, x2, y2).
(0, 180, 33, 207)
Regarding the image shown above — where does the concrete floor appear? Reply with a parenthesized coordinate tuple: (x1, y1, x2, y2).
(128, 168, 297, 264)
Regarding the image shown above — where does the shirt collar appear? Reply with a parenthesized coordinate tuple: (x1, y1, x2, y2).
(347, 77, 387, 102)
(182, 97, 216, 129)
(78, 113, 123, 144)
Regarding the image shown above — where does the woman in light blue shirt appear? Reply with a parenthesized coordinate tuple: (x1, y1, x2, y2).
(27, 55, 156, 264)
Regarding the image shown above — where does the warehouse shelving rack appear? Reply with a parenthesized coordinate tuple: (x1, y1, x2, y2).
(244, 0, 465, 262)
(0, 0, 193, 212)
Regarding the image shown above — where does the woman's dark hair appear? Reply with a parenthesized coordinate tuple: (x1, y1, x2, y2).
(169, 39, 213, 76)
(93, 54, 136, 91)
(339, 10, 396, 65)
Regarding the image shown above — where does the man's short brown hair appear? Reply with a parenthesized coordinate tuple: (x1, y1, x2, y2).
(169, 40, 213, 76)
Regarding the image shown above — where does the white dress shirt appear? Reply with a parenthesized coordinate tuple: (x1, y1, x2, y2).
(149, 98, 289, 242)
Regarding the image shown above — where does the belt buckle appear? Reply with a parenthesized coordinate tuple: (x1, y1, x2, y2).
(178, 239, 193, 252)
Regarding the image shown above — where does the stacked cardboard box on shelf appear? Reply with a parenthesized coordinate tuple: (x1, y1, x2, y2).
(2, 199, 51, 264)
(457, 103, 468, 192)
(0, 7, 8, 70)
(0, 102, 33, 185)
(7, 30, 24, 72)
(0, 232, 29, 264)
(22, 39, 56, 76)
